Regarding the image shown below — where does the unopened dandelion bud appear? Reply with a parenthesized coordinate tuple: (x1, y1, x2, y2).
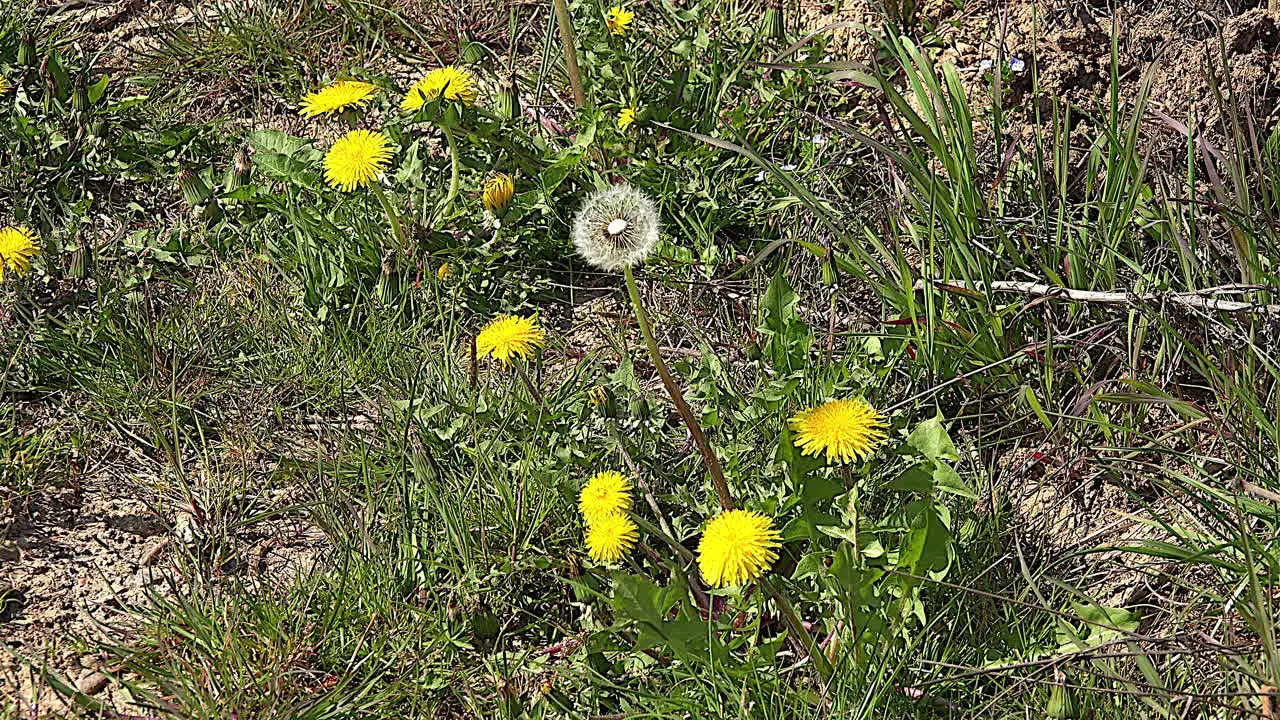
(628, 394, 650, 419)
(223, 148, 251, 201)
(588, 385, 618, 418)
(821, 248, 838, 287)
(68, 232, 92, 280)
(72, 74, 89, 112)
(18, 32, 37, 68)
(461, 32, 485, 64)
(496, 74, 519, 121)
(377, 253, 401, 306)
(1047, 676, 1078, 719)
(571, 184, 660, 270)
(177, 168, 212, 207)
(761, 0, 785, 40)
(482, 173, 514, 212)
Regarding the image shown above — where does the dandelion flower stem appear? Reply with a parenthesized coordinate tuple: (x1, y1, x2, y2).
(438, 125, 462, 222)
(623, 265, 734, 511)
(760, 576, 833, 682)
(551, 0, 587, 108)
(370, 183, 409, 253)
(513, 359, 545, 407)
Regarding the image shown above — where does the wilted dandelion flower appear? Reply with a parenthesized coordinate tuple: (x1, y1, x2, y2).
(401, 66, 478, 110)
(585, 512, 638, 564)
(790, 398, 886, 464)
(605, 5, 634, 35)
(436, 262, 452, 280)
(697, 509, 781, 587)
(299, 80, 378, 118)
(0, 226, 39, 281)
(476, 314, 545, 364)
(616, 106, 636, 131)
(571, 185, 660, 271)
(323, 129, 392, 191)
(482, 173, 514, 212)
(0, 75, 11, 95)
(579, 471, 633, 525)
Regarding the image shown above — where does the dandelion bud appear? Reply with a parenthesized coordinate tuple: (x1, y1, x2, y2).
(628, 394, 650, 419)
(588, 385, 618, 418)
(225, 148, 251, 189)
(482, 173, 514, 212)
(222, 148, 251, 206)
(68, 233, 92, 280)
(571, 184, 660, 271)
(18, 32, 37, 68)
(177, 168, 212, 207)
(496, 74, 520, 122)
(72, 74, 89, 112)
(821, 247, 838, 287)
(1047, 674, 1078, 719)
(461, 32, 486, 65)
(377, 252, 401, 306)
(761, 0, 785, 40)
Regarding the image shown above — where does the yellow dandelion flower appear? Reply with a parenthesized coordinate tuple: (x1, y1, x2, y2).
(579, 471, 633, 525)
(588, 386, 609, 406)
(436, 262, 452, 280)
(323, 129, 393, 192)
(697, 509, 781, 588)
(299, 80, 378, 118)
(585, 512, 638, 564)
(0, 226, 39, 282)
(0, 75, 11, 96)
(605, 6, 634, 35)
(475, 314, 545, 364)
(482, 173, 514, 212)
(616, 106, 636, 131)
(401, 66, 478, 111)
(790, 398, 887, 464)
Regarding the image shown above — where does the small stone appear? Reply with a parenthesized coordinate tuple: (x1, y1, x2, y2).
(76, 671, 109, 696)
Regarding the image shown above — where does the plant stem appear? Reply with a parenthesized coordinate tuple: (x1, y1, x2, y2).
(760, 576, 832, 682)
(370, 184, 409, 253)
(628, 512, 711, 612)
(623, 266, 734, 511)
(438, 125, 461, 222)
(550, 0, 586, 108)
(513, 360, 545, 406)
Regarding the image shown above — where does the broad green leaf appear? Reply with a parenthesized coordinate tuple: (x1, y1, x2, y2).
(933, 463, 976, 499)
(888, 463, 933, 493)
(905, 415, 960, 462)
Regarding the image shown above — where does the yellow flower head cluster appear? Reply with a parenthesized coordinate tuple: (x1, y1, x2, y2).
(436, 262, 452, 280)
(697, 509, 781, 587)
(616, 107, 636, 131)
(401, 66, 478, 111)
(475, 314, 544, 364)
(588, 385, 610, 407)
(0, 75, 11, 96)
(579, 471, 633, 525)
(483, 173, 514, 212)
(323, 129, 393, 192)
(579, 471, 636, 564)
(605, 5, 634, 35)
(790, 398, 886, 464)
(0, 226, 39, 281)
(299, 80, 378, 118)
(586, 512, 638, 564)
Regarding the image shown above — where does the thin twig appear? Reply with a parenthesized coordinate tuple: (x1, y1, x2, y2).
(917, 279, 1280, 315)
